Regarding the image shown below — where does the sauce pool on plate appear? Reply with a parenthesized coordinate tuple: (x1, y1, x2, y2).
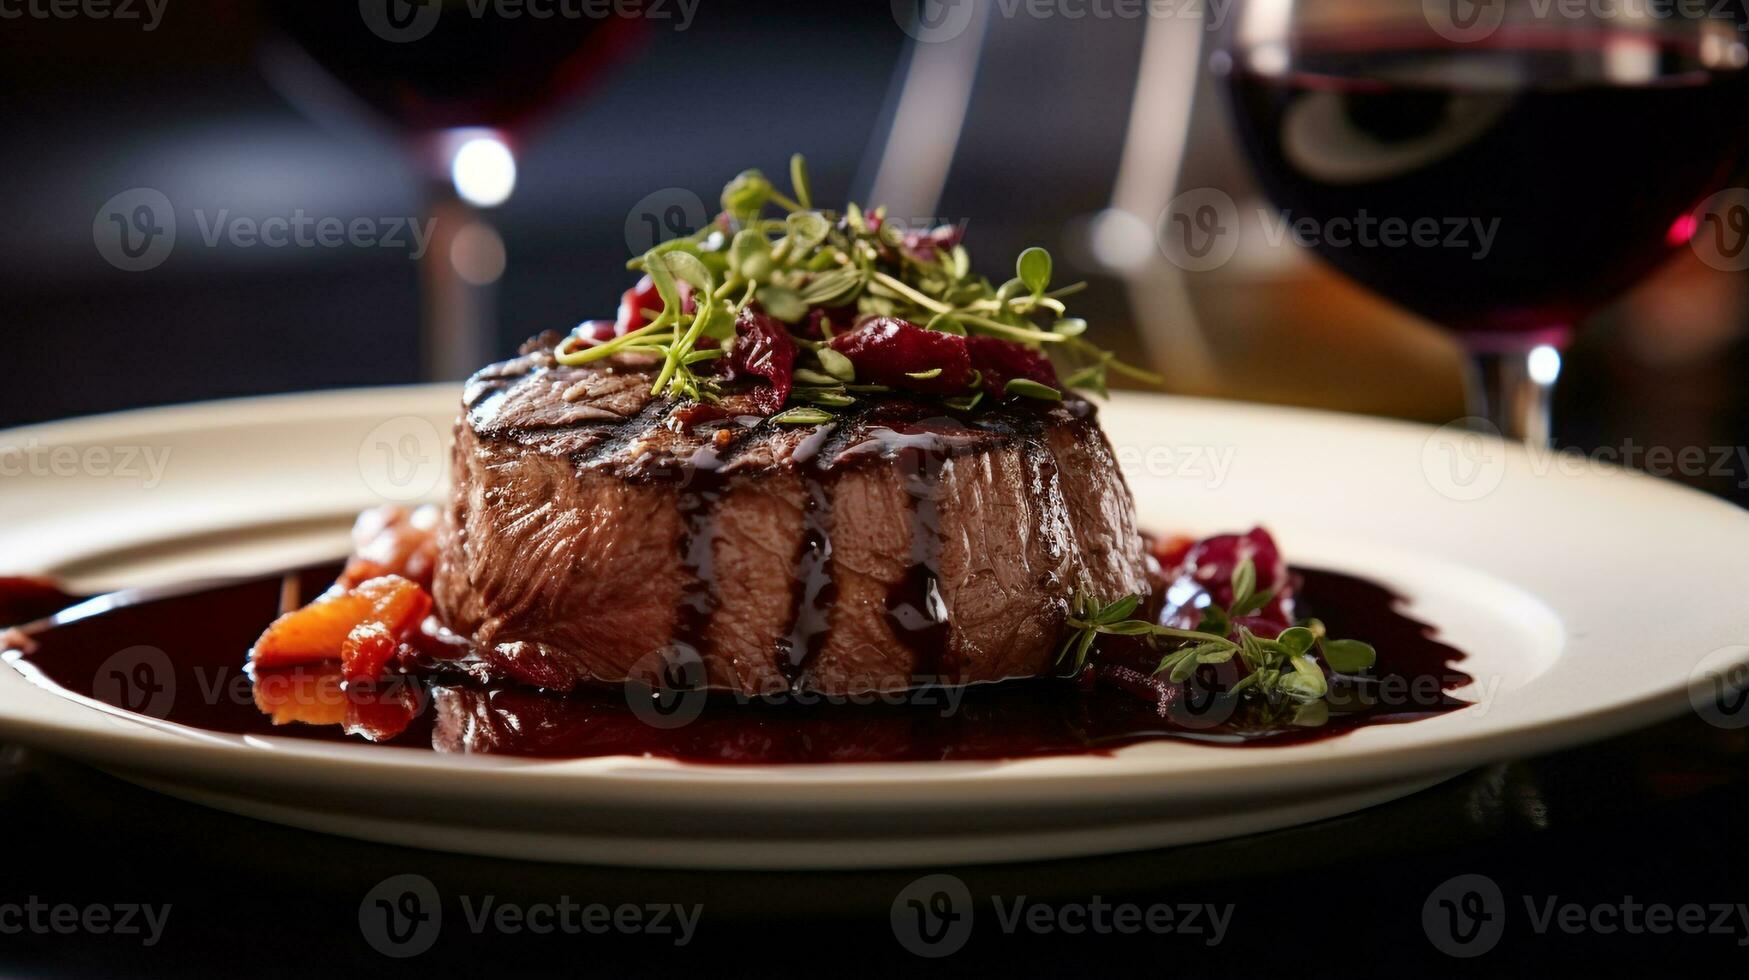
(1, 562, 1470, 764)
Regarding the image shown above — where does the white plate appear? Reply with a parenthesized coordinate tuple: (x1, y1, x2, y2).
(2, 387, 1746, 868)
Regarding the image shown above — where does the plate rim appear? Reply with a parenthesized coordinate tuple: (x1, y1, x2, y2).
(3, 385, 1747, 807)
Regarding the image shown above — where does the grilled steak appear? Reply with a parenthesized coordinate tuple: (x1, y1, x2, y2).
(433, 335, 1150, 696)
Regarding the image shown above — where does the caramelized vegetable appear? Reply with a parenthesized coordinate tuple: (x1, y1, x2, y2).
(250, 575, 431, 681)
(251, 665, 346, 727)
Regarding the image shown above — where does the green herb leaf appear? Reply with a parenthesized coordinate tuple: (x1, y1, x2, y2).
(1275, 626, 1317, 657)
(1230, 557, 1257, 613)
(771, 407, 833, 425)
(1283, 654, 1329, 701)
(949, 244, 970, 280)
(1277, 670, 1327, 703)
(1229, 588, 1274, 619)
(1195, 643, 1237, 664)
(1095, 595, 1140, 623)
(1004, 378, 1062, 402)
(789, 153, 812, 210)
(721, 169, 772, 215)
(1322, 638, 1378, 674)
(642, 245, 682, 316)
(816, 346, 856, 382)
(1017, 246, 1052, 295)
(661, 251, 716, 298)
(1095, 620, 1158, 636)
(729, 228, 774, 282)
(1168, 651, 1201, 684)
(700, 301, 738, 342)
(794, 388, 856, 407)
(1072, 629, 1097, 672)
(925, 313, 967, 336)
(756, 284, 808, 324)
(786, 211, 831, 253)
(1290, 699, 1330, 727)
(798, 266, 864, 306)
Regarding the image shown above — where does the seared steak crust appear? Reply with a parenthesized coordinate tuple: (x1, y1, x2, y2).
(434, 337, 1149, 695)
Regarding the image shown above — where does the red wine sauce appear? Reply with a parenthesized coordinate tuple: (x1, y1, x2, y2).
(1, 562, 1469, 763)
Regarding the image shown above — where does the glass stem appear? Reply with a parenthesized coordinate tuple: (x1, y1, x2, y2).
(1463, 346, 1557, 447)
(418, 182, 495, 381)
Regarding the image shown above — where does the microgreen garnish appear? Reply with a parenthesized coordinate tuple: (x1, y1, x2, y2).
(771, 407, 834, 425)
(554, 155, 1161, 419)
(816, 346, 855, 382)
(1058, 557, 1381, 725)
(1005, 378, 1063, 402)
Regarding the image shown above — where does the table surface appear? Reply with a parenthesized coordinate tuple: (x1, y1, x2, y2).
(2, 712, 1746, 976)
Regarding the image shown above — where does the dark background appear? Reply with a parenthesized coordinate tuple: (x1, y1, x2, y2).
(5, 2, 1749, 975)
(5, 0, 1749, 505)
(0, 0, 910, 425)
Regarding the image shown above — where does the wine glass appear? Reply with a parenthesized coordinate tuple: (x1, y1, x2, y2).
(258, 1, 644, 378)
(1215, 0, 1749, 443)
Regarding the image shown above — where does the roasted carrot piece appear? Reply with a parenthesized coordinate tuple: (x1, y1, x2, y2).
(251, 665, 347, 726)
(250, 575, 431, 675)
(250, 590, 376, 669)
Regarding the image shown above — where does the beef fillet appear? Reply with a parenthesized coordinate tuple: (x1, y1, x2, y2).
(433, 338, 1149, 696)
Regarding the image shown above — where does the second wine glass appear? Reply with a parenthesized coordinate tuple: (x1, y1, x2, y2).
(1217, 0, 1749, 443)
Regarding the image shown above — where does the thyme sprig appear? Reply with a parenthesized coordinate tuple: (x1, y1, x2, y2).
(555, 154, 1161, 411)
(1059, 557, 1380, 718)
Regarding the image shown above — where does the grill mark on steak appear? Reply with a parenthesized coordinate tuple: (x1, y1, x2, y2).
(836, 421, 982, 681)
(573, 396, 676, 476)
(886, 443, 952, 681)
(674, 461, 728, 667)
(778, 463, 838, 682)
(1024, 440, 1070, 576)
(679, 416, 839, 690)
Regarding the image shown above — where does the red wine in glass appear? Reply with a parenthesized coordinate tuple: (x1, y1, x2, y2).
(266, 0, 645, 135)
(1222, 25, 1749, 440)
